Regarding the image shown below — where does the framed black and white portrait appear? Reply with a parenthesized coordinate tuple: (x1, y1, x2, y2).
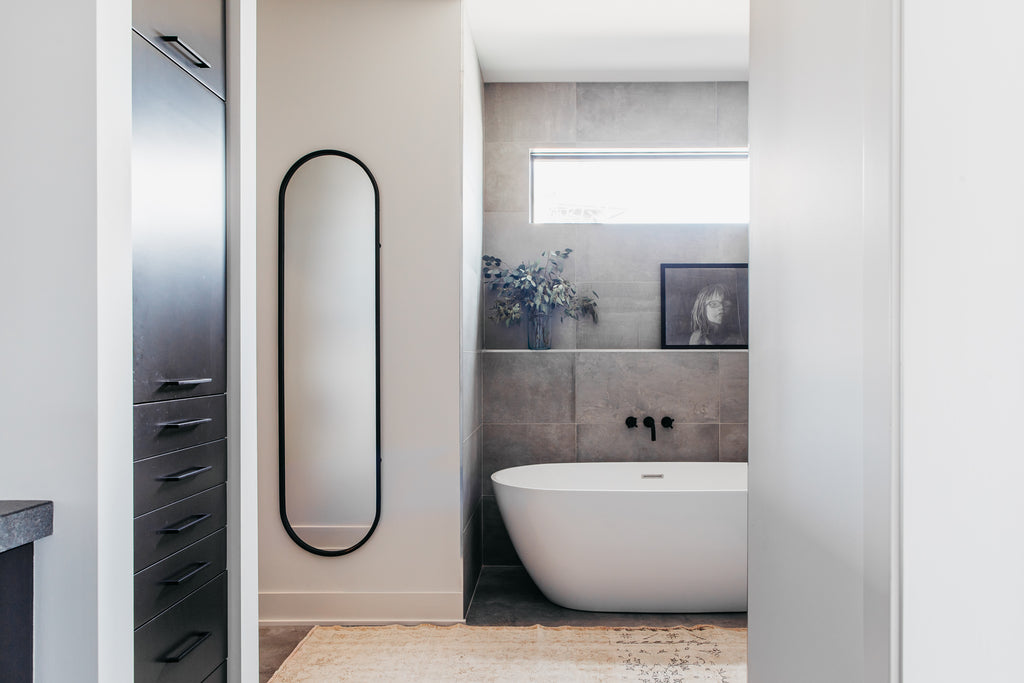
(661, 263, 749, 349)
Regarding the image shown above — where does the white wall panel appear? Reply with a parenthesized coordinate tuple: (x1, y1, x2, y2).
(0, 1, 134, 680)
(748, 1, 898, 680)
(902, 2, 1024, 680)
(257, 0, 465, 622)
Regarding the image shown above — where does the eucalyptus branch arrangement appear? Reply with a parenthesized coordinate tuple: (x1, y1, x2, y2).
(481, 248, 599, 326)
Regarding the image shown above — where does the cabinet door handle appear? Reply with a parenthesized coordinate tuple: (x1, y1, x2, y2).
(159, 418, 213, 429)
(159, 561, 211, 586)
(160, 36, 211, 69)
(162, 377, 213, 386)
(157, 465, 213, 482)
(157, 513, 211, 534)
(162, 632, 212, 663)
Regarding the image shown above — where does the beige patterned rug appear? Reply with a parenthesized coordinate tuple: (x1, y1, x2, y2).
(269, 623, 746, 682)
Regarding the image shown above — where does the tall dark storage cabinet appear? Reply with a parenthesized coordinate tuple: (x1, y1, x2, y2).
(131, 1, 228, 681)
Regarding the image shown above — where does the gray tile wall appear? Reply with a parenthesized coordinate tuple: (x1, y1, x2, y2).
(481, 350, 748, 565)
(480, 82, 749, 566)
(483, 82, 749, 351)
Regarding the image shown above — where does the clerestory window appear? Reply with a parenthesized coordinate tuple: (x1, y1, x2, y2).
(530, 149, 749, 224)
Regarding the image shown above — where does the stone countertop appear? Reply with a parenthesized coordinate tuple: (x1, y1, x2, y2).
(0, 501, 54, 553)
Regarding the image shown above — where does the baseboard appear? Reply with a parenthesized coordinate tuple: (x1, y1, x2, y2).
(259, 591, 465, 625)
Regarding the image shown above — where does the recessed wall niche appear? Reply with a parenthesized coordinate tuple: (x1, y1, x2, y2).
(480, 82, 749, 565)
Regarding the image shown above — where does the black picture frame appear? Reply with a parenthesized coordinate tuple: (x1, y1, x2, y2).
(661, 263, 749, 349)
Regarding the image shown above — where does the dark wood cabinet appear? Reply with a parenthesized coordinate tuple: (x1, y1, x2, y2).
(201, 663, 227, 683)
(132, 1, 227, 679)
(134, 485, 227, 573)
(131, 31, 225, 405)
(135, 529, 227, 629)
(134, 440, 227, 515)
(134, 573, 227, 683)
(133, 0, 226, 99)
(133, 395, 227, 460)
(0, 544, 32, 683)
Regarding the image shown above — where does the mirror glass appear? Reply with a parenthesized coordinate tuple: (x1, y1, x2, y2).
(279, 150, 380, 555)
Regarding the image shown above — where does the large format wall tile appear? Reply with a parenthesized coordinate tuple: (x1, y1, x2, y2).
(716, 82, 749, 147)
(484, 83, 577, 143)
(484, 142, 531, 212)
(462, 505, 482, 615)
(482, 495, 520, 565)
(576, 83, 717, 144)
(482, 212, 578, 275)
(575, 352, 719, 424)
(637, 317, 664, 350)
(575, 312, 642, 350)
(483, 352, 575, 423)
(578, 423, 719, 462)
(575, 224, 724, 282)
(717, 224, 750, 263)
(461, 427, 482, 528)
(576, 281, 661, 349)
(482, 423, 576, 496)
(720, 423, 748, 462)
(719, 352, 749, 423)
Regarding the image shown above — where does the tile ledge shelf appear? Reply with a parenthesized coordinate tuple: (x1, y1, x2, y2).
(480, 348, 748, 353)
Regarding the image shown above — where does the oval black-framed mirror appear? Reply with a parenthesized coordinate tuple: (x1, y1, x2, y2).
(278, 149, 381, 556)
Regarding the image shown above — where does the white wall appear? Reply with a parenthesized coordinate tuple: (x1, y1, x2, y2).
(748, 1, 898, 680)
(257, 0, 466, 623)
(0, 1, 134, 681)
(902, 2, 1024, 680)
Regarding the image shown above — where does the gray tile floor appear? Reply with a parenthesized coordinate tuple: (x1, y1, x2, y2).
(259, 625, 311, 683)
(258, 565, 747, 681)
(465, 566, 747, 628)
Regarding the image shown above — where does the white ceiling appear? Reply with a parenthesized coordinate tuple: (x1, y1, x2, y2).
(464, 0, 749, 83)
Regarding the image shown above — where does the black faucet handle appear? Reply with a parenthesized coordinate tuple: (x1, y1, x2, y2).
(625, 416, 638, 428)
(661, 416, 675, 429)
(641, 416, 657, 441)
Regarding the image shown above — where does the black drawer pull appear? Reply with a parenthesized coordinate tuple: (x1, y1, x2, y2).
(162, 377, 213, 386)
(157, 465, 213, 482)
(161, 631, 212, 663)
(159, 561, 211, 586)
(160, 36, 211, 69)
(159, 418, 213, 429)
(158, 513, 212, 534)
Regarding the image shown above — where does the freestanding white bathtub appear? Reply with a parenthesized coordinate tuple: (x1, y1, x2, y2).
(492, 461, 747, 613)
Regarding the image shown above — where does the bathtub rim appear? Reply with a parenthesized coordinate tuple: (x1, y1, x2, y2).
(490, 461, 747, 494)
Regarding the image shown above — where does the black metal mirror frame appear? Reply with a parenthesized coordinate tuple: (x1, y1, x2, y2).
(278, 149, 381, 556)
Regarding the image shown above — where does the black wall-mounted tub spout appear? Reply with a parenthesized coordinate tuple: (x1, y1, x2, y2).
(642, 416, 656, 441)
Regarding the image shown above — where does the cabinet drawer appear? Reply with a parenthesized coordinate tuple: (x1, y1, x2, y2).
(135, 485, 226, 573)
(134, 395, 226, 461)
(133, 0, 225, 99)
(135, 440, 227, 516)
(135, 529, 227, 629)
(201, 662, 226, 682)
(135, 572, 227, 683)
